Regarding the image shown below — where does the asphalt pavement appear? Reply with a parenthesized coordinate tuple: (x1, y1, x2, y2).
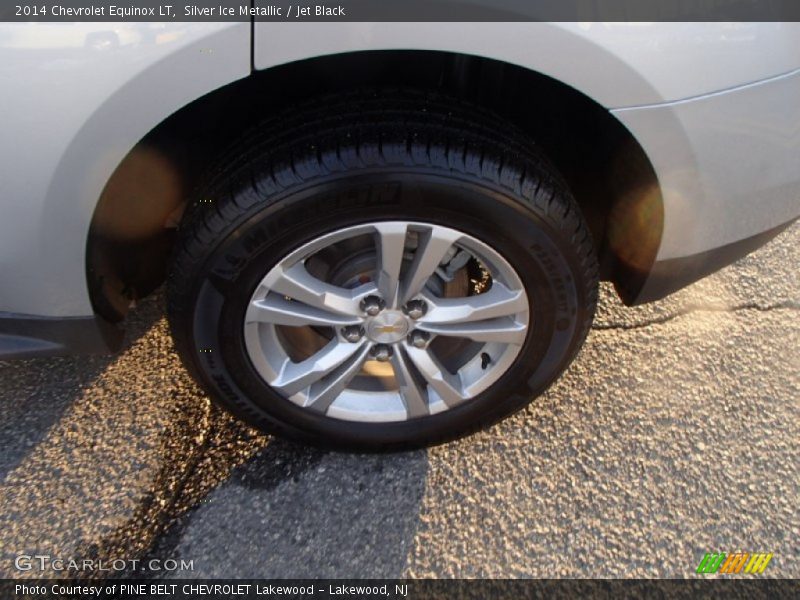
(0, 223, 797, 579)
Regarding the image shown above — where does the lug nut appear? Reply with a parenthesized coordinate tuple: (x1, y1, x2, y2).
(408, 330, 431, 349)
(341, 325, 365, 343)
(370, 344, 394, 362)
(403, 299, 428, 320)
(360, 295, 386, 316)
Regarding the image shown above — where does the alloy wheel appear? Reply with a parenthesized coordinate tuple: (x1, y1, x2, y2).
(243, 221, 530, 422)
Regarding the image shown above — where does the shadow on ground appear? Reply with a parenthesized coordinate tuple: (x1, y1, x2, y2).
(144, 440, 428, 579)
(0, 292, 428, 580)
(0, 294, 264, 579)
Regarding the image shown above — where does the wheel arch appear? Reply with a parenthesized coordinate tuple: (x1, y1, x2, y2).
(87, 49, 664, 322)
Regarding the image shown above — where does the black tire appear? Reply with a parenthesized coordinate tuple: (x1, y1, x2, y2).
(167, 89, 598, 451)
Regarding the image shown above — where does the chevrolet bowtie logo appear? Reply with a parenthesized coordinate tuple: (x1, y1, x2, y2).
(376, 325, 401, 334)
(368, 313, 408, 342)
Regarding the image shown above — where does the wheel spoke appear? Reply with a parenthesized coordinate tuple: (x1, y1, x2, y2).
(246, 295, 362, 327)
(417, 318, 527, 345)
(374, 222, 408, 306)
(400, 226, 461, 305)
(404, 345, 467, 407)
(264, 262, 372, 317)
(421, 282, 527, 324)
(305, 344, 372, 412)
(390, 347, 430, 418)
(272, 339, 367, 396)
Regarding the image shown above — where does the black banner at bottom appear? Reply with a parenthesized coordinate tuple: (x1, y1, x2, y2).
(2, 579, 798, 600)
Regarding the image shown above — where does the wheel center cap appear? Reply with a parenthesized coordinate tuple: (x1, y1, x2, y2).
(366, 311, 409, 344)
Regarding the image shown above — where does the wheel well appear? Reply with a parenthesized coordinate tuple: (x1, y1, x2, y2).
(86, 49, 663, 322)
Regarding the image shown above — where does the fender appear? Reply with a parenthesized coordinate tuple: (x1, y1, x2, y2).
(0, 23, 250, 317)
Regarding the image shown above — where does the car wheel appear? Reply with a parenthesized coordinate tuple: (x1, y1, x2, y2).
(167, 90, 598, 450)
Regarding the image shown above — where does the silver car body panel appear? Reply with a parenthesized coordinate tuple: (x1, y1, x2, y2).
(0, 21, 798, 318)
(612, 68, 800, 260)
(0, 23, 250, 317)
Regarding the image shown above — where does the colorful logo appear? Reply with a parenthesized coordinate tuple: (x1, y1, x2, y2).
(696, 552, 773, 575)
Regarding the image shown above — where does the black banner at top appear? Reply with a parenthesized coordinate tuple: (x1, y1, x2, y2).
(2, 0, 800, 22)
